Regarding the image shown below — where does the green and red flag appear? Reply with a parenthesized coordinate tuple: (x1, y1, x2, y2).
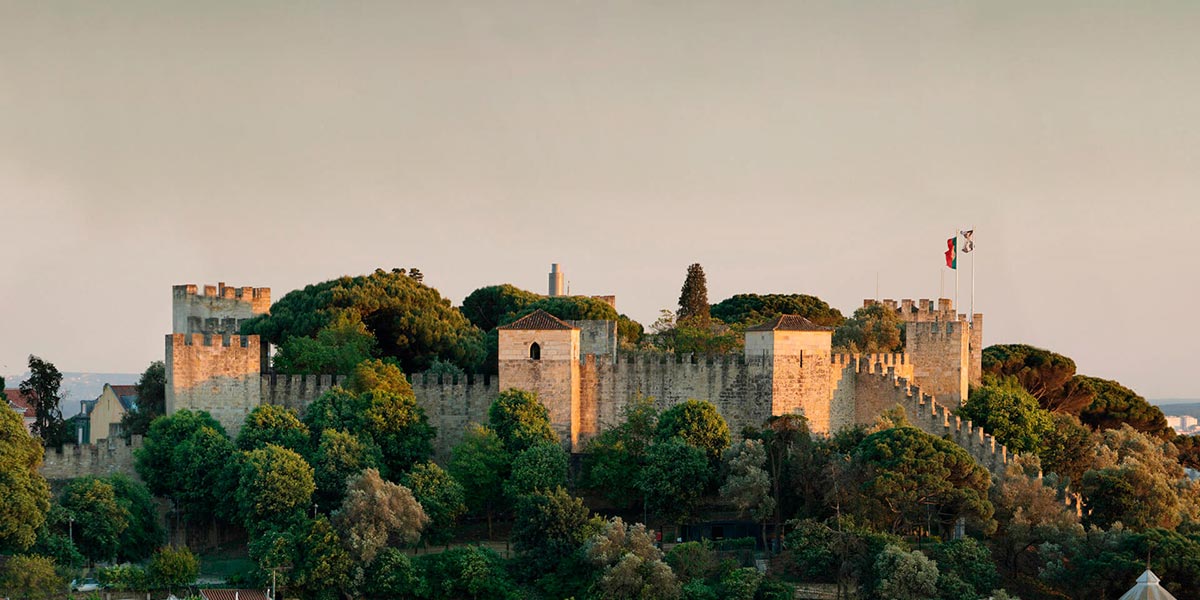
(945, 237, 956, 269)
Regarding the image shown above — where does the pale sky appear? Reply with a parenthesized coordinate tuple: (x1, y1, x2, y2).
(1, 1, 1197, 399)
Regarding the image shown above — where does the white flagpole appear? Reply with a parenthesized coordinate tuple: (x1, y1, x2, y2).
(970, 229, 976, 321)
(954, 232, 959, 312)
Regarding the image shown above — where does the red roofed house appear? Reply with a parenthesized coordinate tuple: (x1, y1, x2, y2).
(199, 589, 270, 600)
(4, 388, 35, 433)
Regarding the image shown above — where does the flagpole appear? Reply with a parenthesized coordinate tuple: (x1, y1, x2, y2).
(954, 232, 959, 312)
(970, 230, 975, 321)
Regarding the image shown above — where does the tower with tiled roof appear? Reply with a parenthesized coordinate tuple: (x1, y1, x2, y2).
(745, 314, 837, 434)
(497, 310, 582, 450)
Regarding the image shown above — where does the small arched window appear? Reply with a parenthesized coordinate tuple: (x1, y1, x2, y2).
(530, 342, 541, 360)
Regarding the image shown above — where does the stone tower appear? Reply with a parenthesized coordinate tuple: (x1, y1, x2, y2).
(497, 310, 581, 450)
(906, 319, 970, 405)
(744, 315, 836, 434)
(166, 283, 270, 434)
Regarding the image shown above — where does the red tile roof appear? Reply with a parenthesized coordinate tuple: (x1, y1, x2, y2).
(497, 309, 577, 331)
(109, 384, 138, 397)
(4, 389, 34, 418)
(745, 314, 833, 332)
(199, 590, 269, 600)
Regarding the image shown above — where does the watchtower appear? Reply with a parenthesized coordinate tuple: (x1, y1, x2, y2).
(744, 315, 836, 434)
(166, 282, 271, 434)
(497, 310, 581, 450)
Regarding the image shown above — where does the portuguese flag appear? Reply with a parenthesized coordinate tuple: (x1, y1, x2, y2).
(945, 237, 956, 269)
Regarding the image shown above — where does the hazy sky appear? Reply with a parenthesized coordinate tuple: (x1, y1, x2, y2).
(2, 2, 1197, 399)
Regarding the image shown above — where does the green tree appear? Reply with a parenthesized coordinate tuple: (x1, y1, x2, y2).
(135, 409, 229, 510)
(1039, 413, 1096, 487)
(20, 355, 68, 447)
(929, 537, 999, 600)
(720, 439, 776, 553)
(237, 403, 311, 455)
(677, 263, 710, 322)
(363, 547, 420, 600)
(582, 397, 658, 508)
(273, 311, 380, 374)
(120, 361, 166, 437)
(147, 546, 199, 591)
(711, 293, 846, 328)
(171, 423, 238, 521)
(849, 427, 994, 536)
(290, 516, 355, 600)
(1078, 376, 1172, 439)
(402, 462, 467, 547)
(333, 468, 428, 563)
(29, 505, 85, 570)
(0, 405, 51, 552)
(511, 487, 601, 573)
(506, 441, 569, 500)
(656, 399, 731, 463)
(958, 384, 1054, 455)
(981, 345, 1093, 413)
(241, 268, 486, 373)
(874, 544, 939, 600)
(0, 554, 63, 600)
(489, 389, 558, 454)
(461, 284, 543, 332)
(414, 545, 521, 600)
(109, 474, 164, 562)
(60, 477, 128, 563)
(586, 517, 681, 600)
(638, 438, 711, 525)
(449, 425, 508, 539)
(832, 304, 904, 353)
(304, 369, 436, 477)
(311, 428, 383, 511)
(236, 444, 316, 535)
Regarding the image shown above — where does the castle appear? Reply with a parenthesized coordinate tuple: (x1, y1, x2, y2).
(159, 279, 1018, 476)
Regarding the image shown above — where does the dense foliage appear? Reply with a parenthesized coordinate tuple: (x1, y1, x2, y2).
(0, 405, 51, 552)
(832, 303, 904, 353)
(711, 293, 845, 328)
(242, 268, 486, 373)
(677, 263, 711, 322)
(120, 360, 166, 437)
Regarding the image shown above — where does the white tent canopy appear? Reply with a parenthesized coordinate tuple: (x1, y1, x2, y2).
(1118, 569, 1178, 600)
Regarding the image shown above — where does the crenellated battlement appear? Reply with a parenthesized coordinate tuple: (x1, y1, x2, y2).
(40, 436, 143, 481)
(173, 282, 270, 302)
(172, 333, 259, 348)
(856, 366, 1012, 474)
(864, 297, 974, 322)
(612, 352, 754, 366)
(173, 282, 271, 335)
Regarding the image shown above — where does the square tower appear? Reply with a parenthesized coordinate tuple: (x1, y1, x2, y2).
(497, 310, 582, 450)
(744, 315, 835, 434)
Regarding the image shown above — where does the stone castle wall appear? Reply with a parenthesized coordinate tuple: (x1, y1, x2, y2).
(166, 333, 265, 435)
(579, 354, 774, 447)
(906, 320, 970, 405)
(41, 436, 143, 481)
(411, 374, 499, 460)
(261, 373, 345, 414)
(172, 283, 269, 335)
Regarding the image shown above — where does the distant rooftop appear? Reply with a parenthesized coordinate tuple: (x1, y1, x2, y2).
(497, 309, 577, 331)
(745, 314, 833, 332)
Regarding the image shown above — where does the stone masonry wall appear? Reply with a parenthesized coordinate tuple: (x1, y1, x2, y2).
(568, 320, 617, 359)
(41, 436, 143, 481)
(172, 283, 269, 335)
(498, 329, 581, 450)
(261, 374, 345, 415)
(906, 320, 970, 405)
(166, 333, 265, 436)
(579, 354, 774, 447)
(411, 374, 500, 461)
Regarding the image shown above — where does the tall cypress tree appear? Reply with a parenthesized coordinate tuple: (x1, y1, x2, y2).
(20, 355, 66, 447)
(677, 263, 710, 322)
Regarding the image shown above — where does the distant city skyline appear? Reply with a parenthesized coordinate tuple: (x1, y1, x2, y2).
(2, 2, 1198, 399)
